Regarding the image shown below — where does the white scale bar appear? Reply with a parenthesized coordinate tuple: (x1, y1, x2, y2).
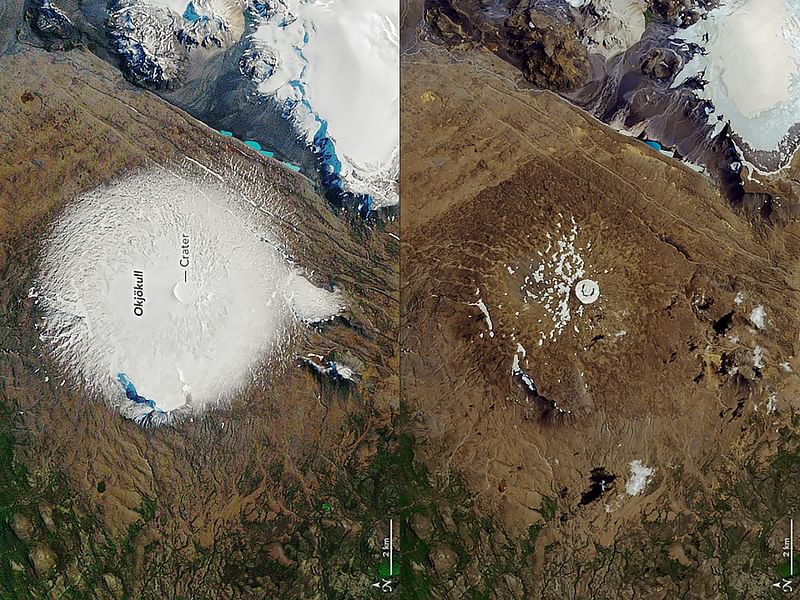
(389, 519, 393, 577)
(791, 518, 794, 577)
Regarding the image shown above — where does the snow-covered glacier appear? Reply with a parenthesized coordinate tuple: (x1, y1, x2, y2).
(32, 163, 343, 427)
(105, 0, 399, 208)
(245, 0, 399, 207)
(672, 0, 800, 172)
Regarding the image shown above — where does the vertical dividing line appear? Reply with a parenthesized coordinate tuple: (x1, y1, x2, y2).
(389, 519, 393, 577)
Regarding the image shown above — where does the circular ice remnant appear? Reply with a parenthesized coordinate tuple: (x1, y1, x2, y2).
(34, 168, 342, 426)
(575, 279, 600, 304)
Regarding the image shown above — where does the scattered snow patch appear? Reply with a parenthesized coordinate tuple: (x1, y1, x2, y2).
(519, 217, 595, 344)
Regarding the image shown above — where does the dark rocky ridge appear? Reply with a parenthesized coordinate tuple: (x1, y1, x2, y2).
(505, 0, 589, 91)
(25, 0, 82, 50)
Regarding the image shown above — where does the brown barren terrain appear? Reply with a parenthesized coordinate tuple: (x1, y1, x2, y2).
(401, 41, 800, 599)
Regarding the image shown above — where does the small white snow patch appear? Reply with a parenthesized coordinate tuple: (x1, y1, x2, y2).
(511, 342, 542, 398)
(511, 342, 527, 369)
(734, 291, 745, 305)
(471, 297, 494, 337)
(750, 304, 766, 329)
(767, 392, 777, 414)
(302, 355, 357, 381)
(754, 346, 766, 369)
(625, 460, 655, 496)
